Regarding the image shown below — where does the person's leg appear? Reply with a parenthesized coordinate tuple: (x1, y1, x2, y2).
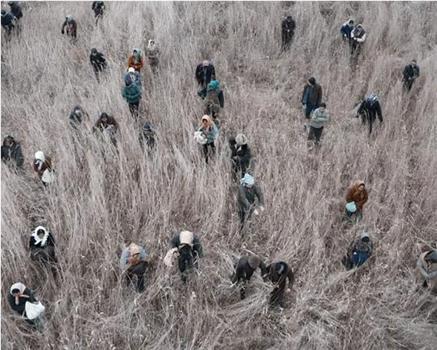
(203, 144, 209, 163)
(134, 263, 146, 292)
(308, 126, 315, 141)
(305, 104, 313, 119)
(314, 127, 323, 144)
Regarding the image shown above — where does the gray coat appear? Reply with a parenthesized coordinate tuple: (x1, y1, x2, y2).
(237, 184, 264, 212)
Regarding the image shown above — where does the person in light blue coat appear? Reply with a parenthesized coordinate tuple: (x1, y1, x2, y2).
(308, 102, 329, 145)
(197, 115, 219, 163)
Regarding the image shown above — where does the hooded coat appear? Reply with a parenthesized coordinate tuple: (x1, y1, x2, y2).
(345, 181, 368, 211)
(195, 63, 216, 87)
(8, 283, 37, 317)
(198, 118, 219, 144)
(1, 138, 24, 167)
(122, 81, 142, 104)
(128, 50, 144, 72)
(340, 21, 354, 39)
(302, 82, 323, 109)
(265, 261, 294, 307)
(90, 50, 107, 73)
(61, 18, 77, 38)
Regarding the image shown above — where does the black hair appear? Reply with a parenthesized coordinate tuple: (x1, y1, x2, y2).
(320, 102, 327, 108)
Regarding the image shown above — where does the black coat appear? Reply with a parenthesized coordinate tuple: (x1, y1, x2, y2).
(170, 233, 203, 258)
(90, 51, 107, 72)
(61, 19, 77, 38)
(92, 1, 105, 16)
(358, 99, 383, 122)
(195, 64, 216, 87)
(9, 3, 22, 20)
(403, 64, 420, 81)
(282, 17, 296, 34)
(232, 256, 266, 283)
(1, 142, 24, 167)
(237, 184, 264, 212)
(265, 262, 294, 288)
(235, 145, 251, 174)
(8, 288, 37, 316)
(1, 12, 15, 28)
(29, 232, 55, 250)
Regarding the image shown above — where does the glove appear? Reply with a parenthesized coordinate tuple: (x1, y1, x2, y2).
(254, 209, 259, 216)
(259, 206, 265, 212)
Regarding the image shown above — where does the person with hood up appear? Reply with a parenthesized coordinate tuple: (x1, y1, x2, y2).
(195, 60, 216, 97)
(90, 48, 107, 82)
(356, 93, 383, 136)
(231, 133, 251, 179)
(122, 73, 142, 117)
(69, 105, 87, 129)
(281, 15, 296, 51)
(307, 102, 329, 145)
(231, 255, 267, 300)
(125, 67, 142, 87)
(8, 2, 22, 20)
(93, 112, 119, 146)
(340, 19, 354, 41)
(61, 15, 77, 39)
(301, 77, 323, 119)
(8, 282, 45, 329)
(342, 231, 373, 270)
(92, 1, 105, 24)
(29, 226, 58, 277)
(402, 59, 420, 92)
(204, 79, 224, 121)
(264, 261, 294, 308)
(195, 115, 219, 163)
(145, 39, 160, 72)
(128, 48, 144, 72)
(416, 244, 437, 293)
(139, 122, 156, 151)
(1, 10, 16, 35)
(350, 24, 366, 55)
(345, 180, 368, 214)
(33, 151, 54, 186)
(1, 135, 24, 168)
(237, 173, 264, 229)
(120, 242, 148, 292)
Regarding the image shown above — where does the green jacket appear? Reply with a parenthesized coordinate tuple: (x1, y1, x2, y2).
(122, 84, 142, 104)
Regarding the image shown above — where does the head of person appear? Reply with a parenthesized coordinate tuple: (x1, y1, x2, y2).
(308, 77, 316, 85)
(201, 115, 212, 128)
(91, 48, 98, 56)
(36, 226, 47, 238)
(8, 2, 16, 6)
(148, 39, 155, 47)
(411, 59, 417, 65)
(240, 173, 255, 188)
(143, 122, 154, 136)
(360, 231, 370, 243)
(202, 60, 210, 67)
(319, 102, 326, 112)
(1, 10, 6, 16)
(235, 133, 248, 146)
(357, 181, 365, 191)
(425, 250, 437, 263)
(100, 112, 109, 124)
(357, 24, 363, 29)
(10, 282, 25, 297)
(73, 105, 82, 116)
(207, 80, 219, 91)
(348, 19, 354, 26)
(286, 15, 293, 21)
(3, 135, 15, 147)
(34, 151, 45, 162)
(66, 15, 73, 23)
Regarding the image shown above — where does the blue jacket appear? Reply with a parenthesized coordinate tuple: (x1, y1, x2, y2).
(340, 22, 354, 39)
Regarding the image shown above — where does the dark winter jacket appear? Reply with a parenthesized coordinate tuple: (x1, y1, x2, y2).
(357, 97, 383, 123)
(264, 261, 294, 288)
(282, 17, 296, 34)
(90, 51, 107, 72)
(403, 63, 420, 81)
(93, 115, 119, 134)
(9, 2, 22, 20)
(301, 83, 323, 108)
(1, 12, 15, 29)
(92, 1, 105, 16)
(232, 256, 267, 283)
(170, 232, 203, 258)
(122, 83, 142, 104)
(237, 184, 264, 212)
(29, 233, 55, 250)
(69, 106, 86, 127)
(1, 140, 24, 167)
(340, 22, 354, 39)
(8, 288, 37, 317)
(61, 19, 77, 38)
(195, 63, 216, 87)
(235, 144, 251, 174)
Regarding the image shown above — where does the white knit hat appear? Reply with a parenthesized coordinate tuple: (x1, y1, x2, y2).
(235, 133, 248, 146)
(180, 231, 194, 246)
(34, 151, 45, 162)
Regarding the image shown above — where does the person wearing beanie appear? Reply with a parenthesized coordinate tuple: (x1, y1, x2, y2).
(263, 261, 294, 308)
(145, 39, 160, 72)
(120, 242, 148, 292)
(8, 282, 45, 329)
(169, 231, 203, 282)
(61, 15, 77, 40)
(33, 151, 54, 186)
(92, 1, 105, 24)
(1, 135, 24, 168)
(237, 173, 264, 230)
(281, 15, 296, 51)
(122, 73, 142, 117)
(93, 112, 119, 146)
(308, 102, 329, 145)
(301, 77, 323, 119)
(90, 48, 107, 82)
(416, 244, 437, 293)
(231, 255, 267, 300)
(340, 19, 354, 41)
(350, 23, 366, 56)
(402, 59, 420, 92)
(195, 60, 216, 97)
(204, 80, 224, 121)
(128, 48, 144, 72)
(197, 115, 219, 163)
(231, 133, 252, 179)
(342, 231, 373, 270)
(345, 180, 368, 214)
(356, 93, 383, 136)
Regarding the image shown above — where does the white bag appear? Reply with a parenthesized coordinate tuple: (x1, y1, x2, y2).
(163, 248, 178, 267)
(194, 131, 207, 145)
(25, 301, 45, 320)
(41, 169, 55, 183)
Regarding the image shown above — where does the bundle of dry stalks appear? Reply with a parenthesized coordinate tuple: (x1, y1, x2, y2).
(1, 1, 437, 349)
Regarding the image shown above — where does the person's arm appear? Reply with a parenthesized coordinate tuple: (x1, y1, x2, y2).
(287, 267, 295, 288)
(211, 66, 216, 80)
(61, 20, 67, 34)
(402, 66, 409, 80)
(255, 185, 265, 206)
(15, 145, 24, 167)
(193, 236, 203, 258)
(416, 66, 420, 77)
(170, 234, 180, 249)
(47, 233, 56, 246)
(29, 236, 34, 249)
(259, 260, 267, 277)
(375, 102, 383, 122)
(219, 90, 224, 108)
(357, 32, 366, 42)
(301, 86, 307, 104)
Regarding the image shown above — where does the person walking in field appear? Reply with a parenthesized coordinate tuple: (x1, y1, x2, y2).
(350, 24, 366, 56)
(93, 112, 119, 146)
(1, 135, 24, 168)
(120, 242, 148, 292)
(230, 133, 251, 180)
(145, 39, 160, 72)
(139, 122, 156, 151)
(204, 80, 224, 122)
(90, 48, 107, 82)
(231, 255, 267, 300)
(92, 1, 105, 24)
(307, 102, 329, 145)
(69, 105, 88, 129)
(301, 77, 323, 119)
(264, 261, 294, 308)
(402, 59, 420, 92)
(281, 15, 296, 51)
(128, 48, 144, 72)
(342, 231, 373, 270)
(356, 93, 383, 136)
(195, 60, 216, 98)
(29, 226, 58, 277)
(61, 15, 77, 40)
(33, 151, 55, 186)
(416, 244, 437, 293)
(8, 2, 22, 20)
(345, 180, 368, 216)
(237, 173, 264, 230)
(122, 74, 142, 117)
(194, 115, 219, 163)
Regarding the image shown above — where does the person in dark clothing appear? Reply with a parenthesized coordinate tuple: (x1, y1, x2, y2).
(340, 19, 354, 41)
(120, 243, 147, 292)
(8, 2, 22, 20)
(231, 255, 267, 300)
(237, 173, 264, 230)
(8, 282, 44, 329)
(29, 226, 58, 277)
(402, 60, 420, 91)
(92, 1, 105, 24)
(263, 261, 294, 308)
(342, 231, 373, 270)
(61, 15, 77, 40)
(170, 231, 203, 282)
(122, 74, 142, 118)
(350, 24, 366, 56)
(1, 135, 24, 168)
(356, 93, 383, 135)
(195, 60, 216, 97)
(231, 133, 251, 180)
(93, 113, 119, 146)
(204, 80, 224, 121)
(301, 77, 323, 119)
(69, 105, 87, 128)
(90, 48, 107, 82)
(1, 10, 16, 35)
(281, 15, 296, 51)
(139, 122, 156, 151)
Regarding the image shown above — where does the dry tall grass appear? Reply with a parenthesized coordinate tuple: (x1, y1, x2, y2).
(1, 1, 437, 349)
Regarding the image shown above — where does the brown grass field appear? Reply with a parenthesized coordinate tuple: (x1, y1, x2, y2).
(1, 1, 437, 349)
